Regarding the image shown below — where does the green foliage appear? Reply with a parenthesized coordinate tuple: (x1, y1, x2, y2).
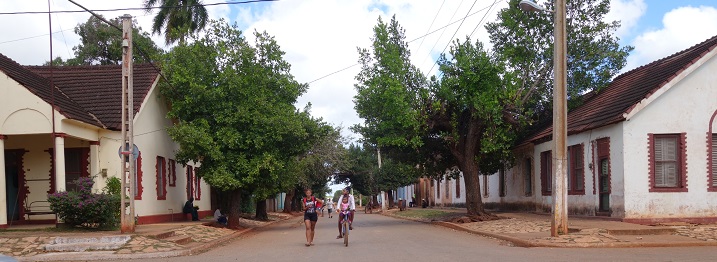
(486, 0, 631, 112)
(45, 15, 163, 66)
(332, 190, 343, 203)
(103, 177, 121, 195)
(160, 20, 327, 209)
(47, 177, 120, 230)
(144, 0, 209, 45)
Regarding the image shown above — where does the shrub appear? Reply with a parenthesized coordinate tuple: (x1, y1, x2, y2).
(48, 177, 121, 230)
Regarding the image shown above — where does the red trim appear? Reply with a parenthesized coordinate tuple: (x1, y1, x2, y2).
(194, 167, 201, 200)
(46, 148, 55, 194)
(5, 150, 29, 221)
(0, 135, 7, 140)
(591, 141, 597, 195)
(568, 144, 586, 195)
(81, 148, 90, 178)
(186, 165, 193, 200)
(709, 109, 717, 192)
(134, 153, 144, 200)
(648, 133, 688, 192)
(156, 156, 167, 200)
(89, 141, 100, 146)
(168, 159, 176, 187)
(540, 150, 552, 196)
(0, 225, 7, 229)
(136, 210, 212, 224)
(596, 138, 612, 194)
(52, 133, 67, 138)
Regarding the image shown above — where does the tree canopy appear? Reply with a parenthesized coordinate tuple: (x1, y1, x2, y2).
(160, 20, 321, 226)
(46, 15, 163, 66)
(144, 0, 209, 45)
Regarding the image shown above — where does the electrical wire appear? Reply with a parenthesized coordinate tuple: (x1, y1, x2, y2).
(0, 29, 73, 45)
(426, 0, 480, 76)
(469, 0, 502, 38)
(415, 0, 446, 53)
(0, 0, 277, 15)
(419, 0, 463, 70)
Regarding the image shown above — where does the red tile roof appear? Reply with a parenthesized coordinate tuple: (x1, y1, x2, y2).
(27, 64, 160, 131)
(0, 53, 103, 128)
(522, 34, 717, 145)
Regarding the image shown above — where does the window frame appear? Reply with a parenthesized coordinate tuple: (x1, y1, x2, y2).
(540, 150, 552, 196)
(168, 159, 176, 187)
(499, 168, 506, 197)
(568, 144, 585, 195)
(648, 133, 687, 192)
(133, 153, 144, 200)
(482, 174, 489, 197)
(709, 133, 717, 192)
(524, 158, 533, 196)
(456, 176, 461, 198)
(156, 156, 167, 200)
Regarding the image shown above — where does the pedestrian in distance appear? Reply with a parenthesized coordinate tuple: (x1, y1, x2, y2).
(325, 198, 334, 218)
(302, 188, 323, 247)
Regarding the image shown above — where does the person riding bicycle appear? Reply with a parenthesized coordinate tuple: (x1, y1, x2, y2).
(336, 187, 355, 239)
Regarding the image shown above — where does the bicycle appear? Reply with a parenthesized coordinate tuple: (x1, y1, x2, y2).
(340, 210, 351, 247)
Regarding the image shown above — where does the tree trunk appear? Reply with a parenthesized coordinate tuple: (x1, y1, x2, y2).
(226, 189, 243, 229)
(387, 190, 395, 208)
(255, 198, 268, 221)
(461, 160, 485, 216)
(371, 195, 379, 208)
(283, 189, 295, 213)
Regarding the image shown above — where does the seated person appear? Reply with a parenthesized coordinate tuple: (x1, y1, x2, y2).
(183, 198, 199, 221)
(214, 208, 228, 225)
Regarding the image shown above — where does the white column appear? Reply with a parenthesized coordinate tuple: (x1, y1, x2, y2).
(90, 141, 100, 191)
(0, 135, 7, 227)
(54, 135, 66, 192)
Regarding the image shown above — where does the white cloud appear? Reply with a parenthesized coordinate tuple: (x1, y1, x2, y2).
(606, 0, 647, 40)
(625, 5, 717, 71)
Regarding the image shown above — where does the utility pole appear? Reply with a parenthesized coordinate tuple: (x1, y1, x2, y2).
(120, 14, 136, 233)
(378, 148, 387, 211)
(551, 0, 569, 237)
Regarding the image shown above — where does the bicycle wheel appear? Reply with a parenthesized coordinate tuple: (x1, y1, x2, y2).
(343, 221, 349, 247)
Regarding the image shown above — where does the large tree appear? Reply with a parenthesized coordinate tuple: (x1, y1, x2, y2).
(46, 15, 163, 66)
(486, 0, 632, 112)
(143, 0, 209, 45)
(160, 20, 314, 228)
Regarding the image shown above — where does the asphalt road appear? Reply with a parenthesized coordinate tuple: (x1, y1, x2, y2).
(112, 212, 717, 262)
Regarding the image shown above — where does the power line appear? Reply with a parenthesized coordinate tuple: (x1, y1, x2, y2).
(307, 3, 498, 84)
(0, 0, 277, 15)
(0, 28, 73, 45)
(419, 0, 463, 70)
(426, 0, 480, 76)
(469, 0, 502, 38)
(415, 0, 446, 53)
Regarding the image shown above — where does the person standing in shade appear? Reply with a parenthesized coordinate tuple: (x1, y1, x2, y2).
(302, 188, 323, 247)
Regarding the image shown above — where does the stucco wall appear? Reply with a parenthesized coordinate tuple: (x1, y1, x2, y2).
(1, 72, 60, 135)
(622, 53, 717, 219)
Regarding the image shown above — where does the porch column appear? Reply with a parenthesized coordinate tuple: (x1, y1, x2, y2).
(0, 135, 7, 227)
(54, 134, 66, 192)
(90, 141, 100, 176)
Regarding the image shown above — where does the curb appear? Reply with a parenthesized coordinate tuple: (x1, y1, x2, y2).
(381, 212, 717, 248)
(17, 215, 297, 261)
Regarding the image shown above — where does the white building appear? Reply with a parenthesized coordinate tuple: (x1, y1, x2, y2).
(0, 54, 210, 227)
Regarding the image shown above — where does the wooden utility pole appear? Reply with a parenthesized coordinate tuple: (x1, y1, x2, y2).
(120, 14, 136, 233)
(551, 0, 569, 237)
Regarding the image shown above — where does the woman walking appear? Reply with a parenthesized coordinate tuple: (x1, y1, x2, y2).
(302, 188, 323, 246)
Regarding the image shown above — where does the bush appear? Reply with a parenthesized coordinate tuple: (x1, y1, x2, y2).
(48, 177, 121, 230)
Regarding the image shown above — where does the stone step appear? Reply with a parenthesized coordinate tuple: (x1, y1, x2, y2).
(146, 230, 176, 239)
(45, 236, 131, 252)
(607, 228, 677, 235)
(164, 235, 193, 245)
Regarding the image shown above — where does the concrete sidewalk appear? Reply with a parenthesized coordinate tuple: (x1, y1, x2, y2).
(385, 208, 717, 248)
(0, 212, 298, 261)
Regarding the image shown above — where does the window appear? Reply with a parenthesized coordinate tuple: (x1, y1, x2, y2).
(711, 134, 717, 190)
(445, 179, 450, 198)
(499, 169, 506, 197)
(456, 176, 461, 198)
(156, 156, 167, 200)
(64, 148, 89, 192)
(134, 153, 143, 200)
(482, 174, 489, 197)
(186, 165, 194, 200)
(541, 151, 552, 196)
(436, 179, 440, 197)
(194, 167, 201, 200)
(524, 158, 532, 196)
(168, 159, 176, 187)
(568, 144, 585, 195)
(649, 133, 687, 192)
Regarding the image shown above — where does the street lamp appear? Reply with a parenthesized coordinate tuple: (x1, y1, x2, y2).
(519, 0, 568, 237)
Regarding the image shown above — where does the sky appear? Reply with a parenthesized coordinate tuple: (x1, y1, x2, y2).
(2, 0, 717, 193)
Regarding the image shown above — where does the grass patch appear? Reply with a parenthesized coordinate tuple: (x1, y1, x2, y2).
(393, 209, 452, 219)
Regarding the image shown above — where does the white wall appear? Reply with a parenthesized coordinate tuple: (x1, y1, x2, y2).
(622, 53, 717, 219)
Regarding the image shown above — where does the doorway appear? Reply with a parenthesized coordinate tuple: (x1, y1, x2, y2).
(5, 150, 23, 222)
(596, 138, 610, 214)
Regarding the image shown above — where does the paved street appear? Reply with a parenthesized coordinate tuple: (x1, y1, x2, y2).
(100, 212, 717, 262)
